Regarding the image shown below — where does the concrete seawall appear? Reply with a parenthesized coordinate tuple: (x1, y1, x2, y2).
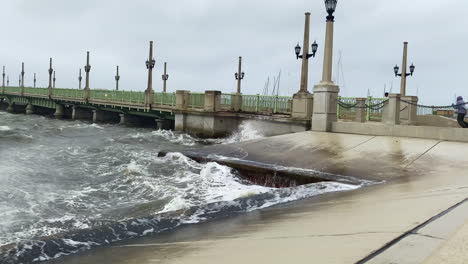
(48, 131, 468, 263)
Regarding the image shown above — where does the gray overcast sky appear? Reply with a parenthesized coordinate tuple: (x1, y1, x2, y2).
(0, 0, 466, 105)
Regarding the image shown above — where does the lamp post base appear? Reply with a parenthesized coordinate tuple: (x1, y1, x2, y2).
(311, 83, 340, 132)
(292, 92, 314, 120)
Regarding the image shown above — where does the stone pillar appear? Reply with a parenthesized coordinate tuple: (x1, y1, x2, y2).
(231, 93, 242, 111)
(354, 98, 366, 123)
(176, 90, 190, 110)
(383, 93, 400, 125)
(400, 96, 418, 125)
(92, 110, 119, 123)
(298, 12, 311, 93)
(48, 58, 53, 98)
(54, 104, 64, 119)
(204, 90, 221, 112)
(84, 52, 91, 101)
(292, 93, 314, 119)
(72, 106, 92, 120)
(26, 103, 34, 115)
(400, 42, 408, 96)
(6, 103, 14, 113)
(155, 118, 173, 130)
(311, 11, 339, 132)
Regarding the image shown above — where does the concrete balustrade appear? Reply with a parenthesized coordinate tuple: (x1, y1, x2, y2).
(354, 98, 366, 123)
(400, 96, 418, 125)
(231, 93, 242, 111)
(382, 93, 401, 125)
(176, 90, 190, 110)
(204, 90, 221, 112)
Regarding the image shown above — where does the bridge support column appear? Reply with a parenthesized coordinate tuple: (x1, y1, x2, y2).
(204, 90, 221, 112)
(311, 84, 339, 132)
(354, 98, 366, 123)
(92, 110, 120, 123)
(54, 104, 64, 119)
(6, 103, 14, 113)
(231, 93, 242, 111)
(383, 93, 401, 125)
(400, 96, 418, 125)
(176, 90, 190, 110)
(26, 103, 34, 115)
(72, 107, 93, 120)
(292, 93, 314, 119)
(155, 118, 173, 130)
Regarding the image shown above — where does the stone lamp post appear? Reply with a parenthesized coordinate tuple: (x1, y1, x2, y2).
(115, 66, 120, 91)
(53, 71, 56, 88)
(291, 12, 319, 119)
(162, 62, 169, 93)
(394, 42, 415, 96)
(145, 41, 156, 108)
(48, 58, 53, 97)
(84, 51, 91, 101)
(78, 68, 82, 89)
(312, 0, 340, 132)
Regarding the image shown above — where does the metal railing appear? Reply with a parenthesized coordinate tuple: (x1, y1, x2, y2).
(241, 94, 292, 114)
(189, 93, 205, 108)
(154, 92, 176, 106)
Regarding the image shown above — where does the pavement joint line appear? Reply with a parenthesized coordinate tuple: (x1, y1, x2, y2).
(355, 197, 468, 264)
(404, 140, 442, 169)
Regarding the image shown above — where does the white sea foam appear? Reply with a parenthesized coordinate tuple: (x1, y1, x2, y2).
(152, 130, 197, 146)
(0, 125, 11, 131)
(156, 153, 359, 219)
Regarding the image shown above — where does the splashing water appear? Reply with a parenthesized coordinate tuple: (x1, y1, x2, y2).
(0, 111, 361, 263)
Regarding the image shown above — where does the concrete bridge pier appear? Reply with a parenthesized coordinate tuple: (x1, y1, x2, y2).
(54, 104, 64, 119)
(25, 103, 34, 115)
(72, 107, 93, 121)
(92, 110, 120, 123)
(6, 103, 14, 113)
(155, 118, 173, 130)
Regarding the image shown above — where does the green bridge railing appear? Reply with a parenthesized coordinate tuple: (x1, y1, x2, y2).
(0, 86, 439, 118)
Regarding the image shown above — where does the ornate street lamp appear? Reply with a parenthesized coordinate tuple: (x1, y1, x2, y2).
(34, 73, 36, 88)
(295, 41, 318, 60)
(325, 0, 338, 22)
(394, 63, 415, 77)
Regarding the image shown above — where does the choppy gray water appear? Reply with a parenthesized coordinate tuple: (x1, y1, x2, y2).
(0, 111, 359, 263)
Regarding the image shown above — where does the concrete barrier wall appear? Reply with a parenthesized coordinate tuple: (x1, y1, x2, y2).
(416, 115, 459, 128)
(332, 121, 468, 142)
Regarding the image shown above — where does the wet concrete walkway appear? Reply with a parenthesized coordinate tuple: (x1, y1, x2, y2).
(49, 132, 468, 264)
